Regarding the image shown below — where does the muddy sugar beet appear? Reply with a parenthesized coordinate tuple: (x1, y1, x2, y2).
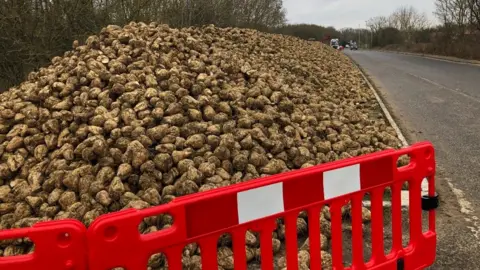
(0, 22, 402, 267)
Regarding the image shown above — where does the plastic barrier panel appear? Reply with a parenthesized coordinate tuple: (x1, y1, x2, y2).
(0, 219, 88, 270)
(86, 141, 437, 270)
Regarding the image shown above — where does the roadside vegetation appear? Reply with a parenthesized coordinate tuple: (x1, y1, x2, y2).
(366, 1, 480, 61)
(0, 0, 287, 89)
(3, 1, 477, 91)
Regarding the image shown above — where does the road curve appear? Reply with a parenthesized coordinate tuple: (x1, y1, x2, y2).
(346, 50, 480, 269)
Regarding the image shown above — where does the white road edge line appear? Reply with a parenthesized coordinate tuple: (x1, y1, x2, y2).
(352, 59, 409, 147)
(446, 179, 480, 240)
(349, 57, 425, 206)
(350, 54, 480, 239)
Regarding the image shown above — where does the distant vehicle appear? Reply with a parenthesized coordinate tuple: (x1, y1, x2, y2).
(330, 38, 340, 50)
(350, 41, 358, 50)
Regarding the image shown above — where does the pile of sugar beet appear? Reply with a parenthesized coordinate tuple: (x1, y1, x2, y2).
(0, 22, 404, 269)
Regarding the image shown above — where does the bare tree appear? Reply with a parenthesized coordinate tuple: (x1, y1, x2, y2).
(364, 1, 480, 59)
(435, 0, 470, 29)
(390, 6, 429, 31)
(366, 16, 389, 33)
(468, 0, 480, 30)
(389, 6, 429, 42)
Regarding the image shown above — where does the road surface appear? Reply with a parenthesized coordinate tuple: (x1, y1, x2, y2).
(346, 50, 480, 269)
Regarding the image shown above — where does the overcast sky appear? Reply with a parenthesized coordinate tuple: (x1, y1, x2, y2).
(283, 0, 438, 29)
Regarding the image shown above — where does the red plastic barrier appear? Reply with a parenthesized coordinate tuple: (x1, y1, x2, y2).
(85, 142, 437, 270)
(0, 219, 87, 270)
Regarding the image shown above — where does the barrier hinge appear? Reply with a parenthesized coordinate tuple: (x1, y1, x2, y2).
(397, 258, 405, 270)
(421, 192, 439, 211)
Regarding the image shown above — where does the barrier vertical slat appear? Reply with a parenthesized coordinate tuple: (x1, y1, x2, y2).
(371, 187, 385, 262)
(351, 194, 365, 267)
(308, 207, 321, 270)
(409, 178, 422, 243)
(391, 183, 403, 253)
(285, 212, 299, 269)
(428, 176, 436, 232)
(166, 246, 183, 270)
(233, 229, 247, 269)
(200, 236, 218, 270)
(330, 202, 344, 269)
(260, 219, 275, 270)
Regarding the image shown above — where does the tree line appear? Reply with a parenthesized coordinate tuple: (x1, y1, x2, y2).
(7, 1, 478, 90)
(366, 6, 430, 47)
(272, 24, 341, 43)
(366, 1, 480, 59)
(0, 0, 286, 89)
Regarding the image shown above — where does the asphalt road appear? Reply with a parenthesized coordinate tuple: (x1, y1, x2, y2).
(345, 50, 480, 269)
